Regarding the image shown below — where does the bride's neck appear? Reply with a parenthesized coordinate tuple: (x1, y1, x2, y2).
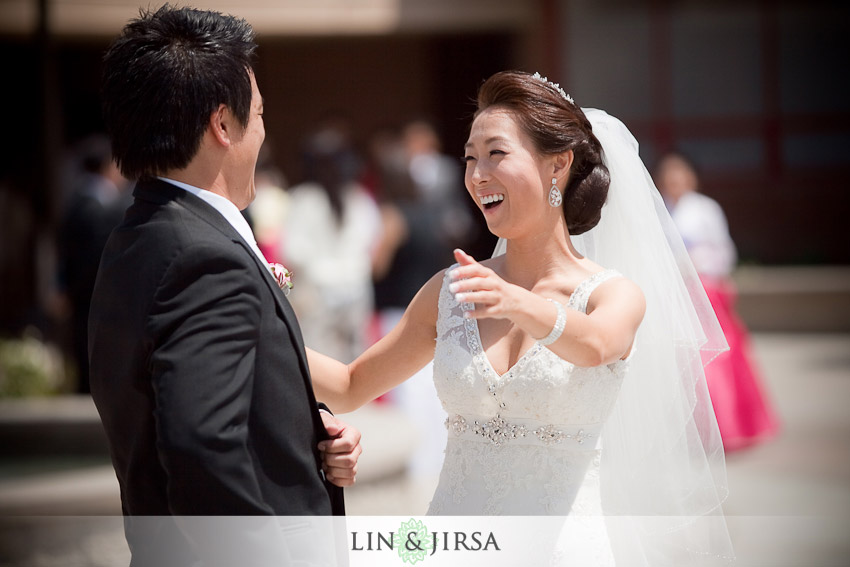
(501, 228, 584, 287)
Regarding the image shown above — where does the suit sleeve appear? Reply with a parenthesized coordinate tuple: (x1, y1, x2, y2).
(147, 241, 272, 515)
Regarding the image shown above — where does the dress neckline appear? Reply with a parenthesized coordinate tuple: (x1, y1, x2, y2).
(467, 268, 617, 380)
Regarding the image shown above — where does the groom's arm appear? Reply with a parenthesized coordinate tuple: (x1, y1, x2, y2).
(147, 241, 272, 515)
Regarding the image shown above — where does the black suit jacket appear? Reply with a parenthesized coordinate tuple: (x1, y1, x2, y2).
(89, 179, 343, 525)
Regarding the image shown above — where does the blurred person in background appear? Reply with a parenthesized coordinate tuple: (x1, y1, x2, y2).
(247, 145, 289, 264)
(656, 151, 779, 451)
(282, 122, 381, 363)
(56, 134, 129, 393)
(402, 119, 474, 248)
(367, 125, 452, 482)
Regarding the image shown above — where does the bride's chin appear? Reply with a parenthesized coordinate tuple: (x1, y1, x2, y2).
(486, 225, 514, 242)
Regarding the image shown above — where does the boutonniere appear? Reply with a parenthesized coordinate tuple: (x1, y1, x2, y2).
(269, 263, 293, 296)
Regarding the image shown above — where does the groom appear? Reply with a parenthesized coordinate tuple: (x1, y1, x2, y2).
(89, 5, 360, 564)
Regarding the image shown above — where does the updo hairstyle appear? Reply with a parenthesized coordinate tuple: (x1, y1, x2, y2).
(475, 70, 610, 235)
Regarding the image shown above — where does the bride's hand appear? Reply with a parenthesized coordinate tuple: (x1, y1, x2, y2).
(448, 249, 522, 321)
(318, 411, 362, 487)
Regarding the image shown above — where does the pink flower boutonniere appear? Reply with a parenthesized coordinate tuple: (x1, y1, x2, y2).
(269, 263, 293, 296)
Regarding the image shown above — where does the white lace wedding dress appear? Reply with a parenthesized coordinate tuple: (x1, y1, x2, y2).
(427, 265, 631, 564)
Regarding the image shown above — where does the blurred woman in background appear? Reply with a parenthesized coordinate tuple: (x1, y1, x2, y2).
(656, 151, 779, 451)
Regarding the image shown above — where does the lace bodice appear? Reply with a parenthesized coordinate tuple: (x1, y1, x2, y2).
(428, 265, 631, 525)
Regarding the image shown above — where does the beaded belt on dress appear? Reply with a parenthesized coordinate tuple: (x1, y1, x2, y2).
(444, 413, 601, 448)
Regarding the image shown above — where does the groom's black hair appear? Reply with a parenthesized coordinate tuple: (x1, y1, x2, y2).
(101, 4, 257, 180)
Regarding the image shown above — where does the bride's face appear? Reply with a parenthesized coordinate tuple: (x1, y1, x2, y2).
(463, 107, 553, 239)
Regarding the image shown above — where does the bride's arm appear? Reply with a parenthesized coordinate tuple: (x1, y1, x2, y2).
(307, 270, 443, 414)
(450, 249, 645, 367)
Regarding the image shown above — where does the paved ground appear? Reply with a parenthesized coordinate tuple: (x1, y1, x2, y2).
(1, 333, 848, 566)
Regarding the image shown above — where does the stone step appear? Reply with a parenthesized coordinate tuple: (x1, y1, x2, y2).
(733, 265, 850, 332)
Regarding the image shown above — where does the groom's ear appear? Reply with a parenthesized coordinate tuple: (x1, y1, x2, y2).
(209, 104, 235, 148)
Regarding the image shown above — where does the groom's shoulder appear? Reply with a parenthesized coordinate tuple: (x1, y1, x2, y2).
(128, 182, 233, 245)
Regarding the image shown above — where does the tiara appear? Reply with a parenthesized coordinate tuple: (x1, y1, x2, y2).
(532, 72, 574, 105)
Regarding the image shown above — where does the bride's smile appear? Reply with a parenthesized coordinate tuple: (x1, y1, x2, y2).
(478, 192, 505, 208)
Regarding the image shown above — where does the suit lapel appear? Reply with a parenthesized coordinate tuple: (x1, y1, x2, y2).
(133, 179, 317, 399)
(235, 238, 313, 374)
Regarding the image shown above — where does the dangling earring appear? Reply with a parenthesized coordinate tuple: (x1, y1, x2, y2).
(548, 177, 562, 207)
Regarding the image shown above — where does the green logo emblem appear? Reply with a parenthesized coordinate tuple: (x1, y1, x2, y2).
(394, 518, 433, 564)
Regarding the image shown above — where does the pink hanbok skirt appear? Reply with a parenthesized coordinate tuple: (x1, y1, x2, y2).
(702, 277, 780, 451)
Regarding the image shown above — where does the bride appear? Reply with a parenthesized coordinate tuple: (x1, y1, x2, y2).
(310, 70, 733, 564)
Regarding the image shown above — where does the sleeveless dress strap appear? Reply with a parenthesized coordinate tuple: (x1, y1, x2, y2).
(436, 263, 463, 338)
(567, 269, 622, 314)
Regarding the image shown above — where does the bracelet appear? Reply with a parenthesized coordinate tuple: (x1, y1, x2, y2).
(538, 299, 567, 346)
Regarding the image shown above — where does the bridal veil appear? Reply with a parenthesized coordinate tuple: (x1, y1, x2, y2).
(494, 108, 735, 565)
